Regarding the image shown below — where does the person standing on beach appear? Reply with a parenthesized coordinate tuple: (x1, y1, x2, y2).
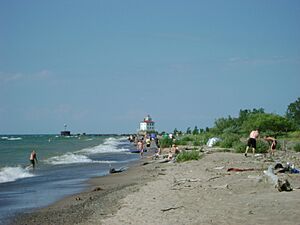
(146, 136, 151, 148)
(245, 129, 259, 157)
(264, 136, 277, 156)
(137, 140, 144, 158)
(155, 137, 161, 155)
(29, 150, 38, 170)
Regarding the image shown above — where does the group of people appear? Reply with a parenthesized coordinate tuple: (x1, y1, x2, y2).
(132, 134, 161, 158)
(245, 129, 277, 157)
(131, 129, 277, 161)
(167, 144, 180, 161)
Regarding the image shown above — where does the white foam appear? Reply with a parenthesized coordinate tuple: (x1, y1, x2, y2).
(0, 166, 35, 183)
(44, 137, 128, 165)
(45, 153, 93, 165)
(7, 137, 22, 141)
(45, 153, 116, 165)
(78, 137, 129, 155)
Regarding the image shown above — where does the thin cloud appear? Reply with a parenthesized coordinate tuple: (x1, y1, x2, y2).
(0, 72, 23, 84)
(168, 63, 192, 72)
(0, 70, 53, 85)
(154, 32, 204, 42)
(227, 56, 300, 66)
(32, 70, 53, 80)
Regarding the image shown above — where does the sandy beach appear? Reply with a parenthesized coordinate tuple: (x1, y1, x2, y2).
(11, 148, 300, 225)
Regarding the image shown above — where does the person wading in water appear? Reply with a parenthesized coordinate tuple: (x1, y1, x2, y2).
(29, 150, 38, 170)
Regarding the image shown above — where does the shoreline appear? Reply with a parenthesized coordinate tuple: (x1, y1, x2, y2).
(9, 153, 156, 225)
(10, 148, 300, 225)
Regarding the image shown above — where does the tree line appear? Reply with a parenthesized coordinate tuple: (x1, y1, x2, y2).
(174, 97, 300, 137)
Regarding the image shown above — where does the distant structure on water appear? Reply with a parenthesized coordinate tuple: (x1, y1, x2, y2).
(61, 124, 71, 136)
(139, 115, 155, 132)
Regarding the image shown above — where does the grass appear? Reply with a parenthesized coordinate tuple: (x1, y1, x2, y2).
(294, 143, 300, 152)
(176, 150, 202, 162)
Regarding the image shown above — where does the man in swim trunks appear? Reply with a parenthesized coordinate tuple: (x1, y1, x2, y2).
(29, 150, 38, 169)
(245, 129, 259, 157)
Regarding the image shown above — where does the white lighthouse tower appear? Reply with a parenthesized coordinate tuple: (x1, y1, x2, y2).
(139, 115, 155, 132)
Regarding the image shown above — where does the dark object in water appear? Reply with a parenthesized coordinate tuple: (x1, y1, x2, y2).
(61, 131, 71, 136)
(109, 167, 126, 174)
(129, 150, 140, 153)
(129, 149, 147, 153)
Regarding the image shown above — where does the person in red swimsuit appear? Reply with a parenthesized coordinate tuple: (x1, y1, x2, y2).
(264, 136, 277, 156)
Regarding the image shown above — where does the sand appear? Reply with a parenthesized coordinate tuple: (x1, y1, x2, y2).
(10, 148, 300, 225)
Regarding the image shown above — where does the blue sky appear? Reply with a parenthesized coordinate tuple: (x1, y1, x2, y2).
(1, 0, 300, 134)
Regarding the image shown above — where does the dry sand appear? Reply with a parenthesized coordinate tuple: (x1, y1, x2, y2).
(11, 149, 300, 225)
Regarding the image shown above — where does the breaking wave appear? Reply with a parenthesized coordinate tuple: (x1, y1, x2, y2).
(77, 137, 129, 155)
(45, 153, 117, 165)
(45, 137, 128, 165)
(0, 166, 35, 184)
(1, 137, 22, 141)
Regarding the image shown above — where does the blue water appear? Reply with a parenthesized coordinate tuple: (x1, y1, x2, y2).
(0, 135, 138, 225)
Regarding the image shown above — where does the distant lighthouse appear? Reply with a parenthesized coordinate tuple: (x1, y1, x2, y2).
(139, 115, 155, 132)
(60, 124, 71, 136)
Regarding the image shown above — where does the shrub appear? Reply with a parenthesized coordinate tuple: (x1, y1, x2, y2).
(193, 140, 201, 146)
(233, 141, 246, 153)
(159, 138, 173, 148)
(174, 139, 188, 146)
(255, 140, 269, 153)
(287, 131, 300, 139)
(176, 150, 202, 162)
(233, 139, 269, 154)
(294, 143, 300, 152)
(174, 135, 195, 146)
(181, 136, 194, 142)
(219, 135, 240, 148)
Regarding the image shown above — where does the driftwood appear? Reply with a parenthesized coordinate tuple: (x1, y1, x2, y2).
(207, 176, 222, 182)
(211, 184, 229, 189)
(173, 178, 202, 186)
(161, 206, 184, 212)
(227, 168, 255, 172)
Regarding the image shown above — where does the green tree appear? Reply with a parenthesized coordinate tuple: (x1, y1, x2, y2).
(173, 128, 179, 135)
(286, 97, 300, 129)
(237, 108, 265, 126)
(241, 113, 294, 134)
(192, 126, 199, 135)
(186, 127, 191, 134)
(213, 116, 238, 134)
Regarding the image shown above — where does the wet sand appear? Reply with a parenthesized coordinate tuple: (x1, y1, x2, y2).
(10, 149, 300, 225)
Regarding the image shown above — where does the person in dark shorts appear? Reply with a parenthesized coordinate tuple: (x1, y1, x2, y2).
(247, 138, 257, 149)
(29, 150, 38, 170)
(245, 129, 259, 157)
